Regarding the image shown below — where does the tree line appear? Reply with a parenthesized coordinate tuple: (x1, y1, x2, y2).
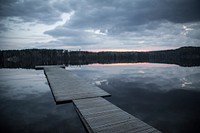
(0, 46, 200, 68)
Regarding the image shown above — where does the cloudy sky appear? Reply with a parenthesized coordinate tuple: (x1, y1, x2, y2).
(0, 0, 200, 51)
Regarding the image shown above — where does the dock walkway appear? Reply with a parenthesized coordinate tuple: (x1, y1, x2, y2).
(74, 97, 160, 133)
(44, 67, 110, 103)
(39, 66, 161, 133)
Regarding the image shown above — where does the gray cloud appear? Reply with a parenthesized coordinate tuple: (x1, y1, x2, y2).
(0, 0, 71, 24)
(185, 23, 200, 40)
(187, 29, 200, 40)
(1, 0, 199, 26)
(44, 27, 83, 37)
(0, 23, 8, 32)
(64, 0, 200, 33)
(0, 0, 200, 50)
(1, 0, 200, 29)
(44, 27, 103, 46)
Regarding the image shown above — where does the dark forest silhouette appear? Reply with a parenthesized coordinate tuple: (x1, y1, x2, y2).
(0, 46, 200, 68)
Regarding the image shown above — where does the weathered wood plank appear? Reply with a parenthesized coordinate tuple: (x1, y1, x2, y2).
(44, 67, 110, 103)
(75, 107, 93, 133)
(95, 120, 150, 133)
(73, 97, 161, 133)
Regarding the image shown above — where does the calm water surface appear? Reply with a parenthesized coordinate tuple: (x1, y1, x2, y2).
(0, 63, 200, 133)
(0, 69, 86, 133)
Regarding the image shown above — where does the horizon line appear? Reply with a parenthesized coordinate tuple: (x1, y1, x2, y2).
(0, 46, 198, 52)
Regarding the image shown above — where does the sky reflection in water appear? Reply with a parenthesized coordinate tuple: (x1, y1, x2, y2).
(0, 69, 86, 133)
(0, 63, 200, 133)
(70, 63, 200, 133)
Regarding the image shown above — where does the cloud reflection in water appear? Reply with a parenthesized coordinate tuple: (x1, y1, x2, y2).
(71, 63, 200, 132)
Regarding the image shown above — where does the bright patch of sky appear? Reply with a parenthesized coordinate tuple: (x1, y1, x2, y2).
(0, 11, 74, 49)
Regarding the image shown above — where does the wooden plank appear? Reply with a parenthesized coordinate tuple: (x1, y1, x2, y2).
(95, 120, 150, 133)
(73, 97, 161, 133)
(35, 65, 65, 70)
(44, 67, 110, 103)
(75, 107, 93, 133)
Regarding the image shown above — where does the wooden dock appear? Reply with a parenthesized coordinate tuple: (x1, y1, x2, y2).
(73, 97, 161, 133)
(39, 66, 161, 133)
(44, 67, 110, 103)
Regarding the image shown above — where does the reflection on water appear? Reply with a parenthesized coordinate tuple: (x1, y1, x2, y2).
(0, 69, 86, 133)
(0, 69, 49, 100)
(0, 63, 200, 133)
(70, 63, 200, 133)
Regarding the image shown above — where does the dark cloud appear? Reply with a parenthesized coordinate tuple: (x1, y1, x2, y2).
(0, 0, 18, 5)
(65, 0, 200, 33)
(0, 0, 200, 50)
(1, 0, 199, 27)
(132, 0, 200, 23)
(0, 0, 71, 24)
(42, 0, 200, 49)
(0, 23, 8, 32)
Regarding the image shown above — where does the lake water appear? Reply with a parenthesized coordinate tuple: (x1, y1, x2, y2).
(0, 63, 200, 133)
